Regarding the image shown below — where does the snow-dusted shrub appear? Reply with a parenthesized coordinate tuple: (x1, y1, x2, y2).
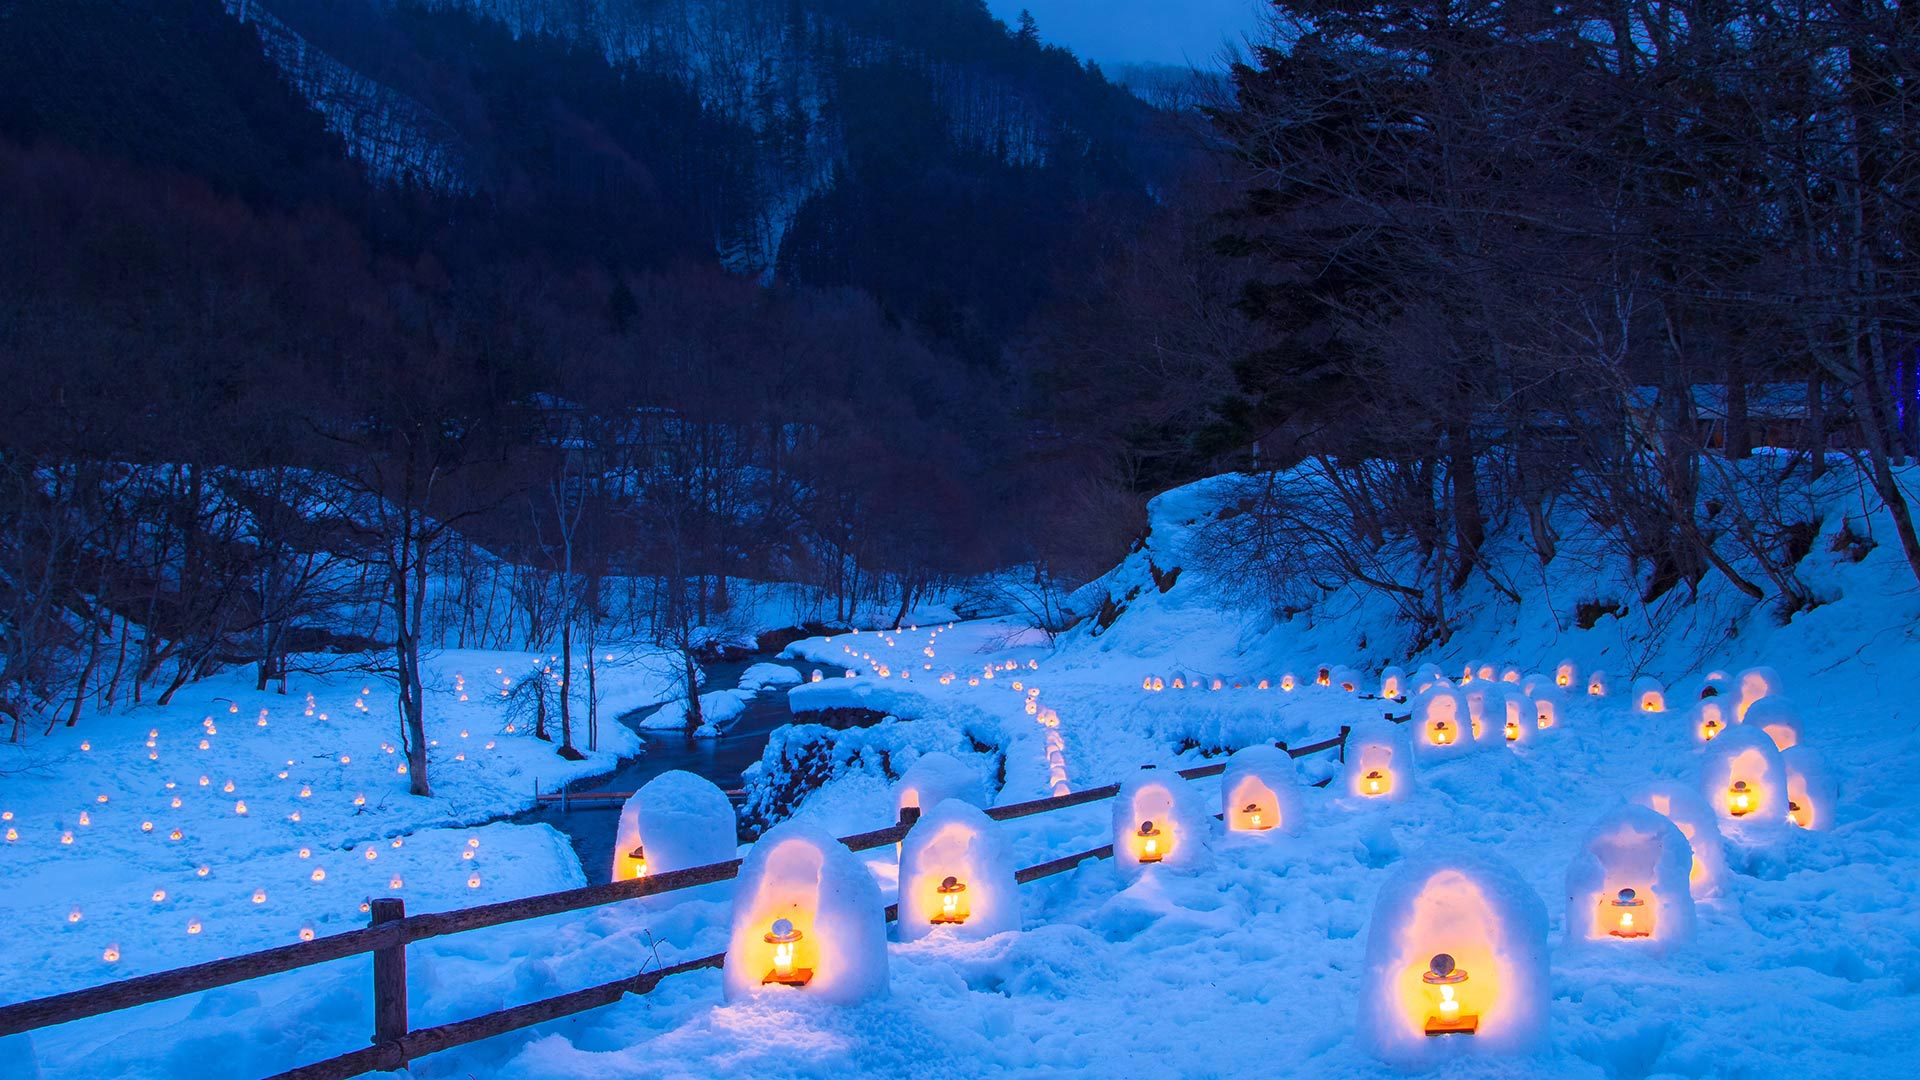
(1112, 768, 1208, 878)
(1632, 782, 1729, 898)
(1358, 850, 1550, 1065)
(1631, 676, 1665, 713)
(611, 770, 735, 882)
(1743, 696, 1803, 751)
(724, 821, 887, 1003)
(1781, 746, 1837, 831)
(1341, 717, 1415, 803)
(897, 800, 1018, 942)
(1564, 805, 1697, 949)
(1700, 725, 1789, 833)
(1221, 745, 1303, 835)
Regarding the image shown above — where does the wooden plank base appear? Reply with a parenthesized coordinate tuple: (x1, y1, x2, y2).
(1424, 1013, 1479, 1036)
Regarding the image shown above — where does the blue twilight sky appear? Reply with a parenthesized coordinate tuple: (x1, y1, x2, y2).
(983, 0, 1266, 68)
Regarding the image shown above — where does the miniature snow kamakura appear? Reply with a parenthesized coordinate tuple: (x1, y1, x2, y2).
(723, 821, 888, 1003)
(1412, 687, 1474, 755)
(1693, 698, 1731, 743)
(894, 751, 988, 824)
(1565, 805, 1697, 948)
(1554, 658, 1579, 690)
(1700, 725, 1789, 831)
(897, 799, 1018, 942)
(1342, 717, 1415, 803)
(1632, 782, 1729, 897)
(1113, 768, 1207, 878)
(1379, 666, 1407, 700)
(1780, 746, 1836, 830)
(1632, 676, 1666, 713)
(1221, 745, 1303, 835)
(1358, 851, 1550, 1065)
(1734, 665, 1784, 721)
(611, 770, 735, 883)
(1744, 696, 1804, 751)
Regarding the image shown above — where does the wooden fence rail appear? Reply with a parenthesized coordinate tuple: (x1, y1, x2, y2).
(0, 722, 1361, 1080)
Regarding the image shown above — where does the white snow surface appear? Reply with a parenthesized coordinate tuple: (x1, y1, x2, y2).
(6, 459, 1920, 1078)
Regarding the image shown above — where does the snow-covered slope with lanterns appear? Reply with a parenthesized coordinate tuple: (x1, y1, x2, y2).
(6, 457, 1920, 1078)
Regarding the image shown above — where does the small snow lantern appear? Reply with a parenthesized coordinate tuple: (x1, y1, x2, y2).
(1315, 664, 1333, 687)
(1359, 852, 1550, 1064)
(1553, 659, 1579, 690)
(1380, 666, 1407, 700)
(1742, 696, 1803, 751)
(1342, 719, 1414, 802)
(1631, 676, 1665, 713)
(1780, 746, 1835, 831)
(724, 821, 887, 1003)
(1632, 783, 1728, 897)
(1587, 670, 1610, 697)
(1222, 745, 1303, 835)
(1331, 665, 1361, 693)
(1692, 699, 1731, 743)
(1530, 687, 1567, 731)
(898, 800, 1017, 941)
(1700, 726, 1788, 829)
(1734, 665, 1783, 720)
(1412, 688, 1477, 758)
(1700, 670, 1730, 699)
(1564, 805, 1696, 947)
(612, 771, 736, 883)
(895, 752, 988, 821)
(1113, 770, 1206, 878)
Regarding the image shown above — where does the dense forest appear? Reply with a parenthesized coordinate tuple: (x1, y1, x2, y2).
(1, 0, 1915, 769)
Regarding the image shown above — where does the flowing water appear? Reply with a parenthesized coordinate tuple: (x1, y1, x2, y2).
(518, 655, 845, 882)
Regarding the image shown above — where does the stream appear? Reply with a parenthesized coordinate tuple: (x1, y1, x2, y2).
(518, 654, 844, 883)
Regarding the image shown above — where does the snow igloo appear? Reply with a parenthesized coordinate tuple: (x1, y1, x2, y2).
(1743, 696, 1803, 751)
(1221, 745, 1304, 835)
(1359, 852, 1550, 1064)
(611, 770, 736, 882)
(1564, 806, 1697, 948)
(1700, 725, 1788, 830)
(1632, 782, 1728, 898)
(1734, 665, 1784, 720)
(897, 800, 1018, 941)
(1692, 698, 1733, 744)
(1413, 687, 1474, 756)
(1343, 718, 1414, 802)
(1781, 746, 1836, 831)
(1631, 676, 1665, 714)
(723, 821, 887, 1003)
(1380, 666, 1408, 700)
(895, 752, 988, 824)
(1113, 768, 1207, 877)
(1553, 658, 1580, 691)
(1529, 686, 1568, 732)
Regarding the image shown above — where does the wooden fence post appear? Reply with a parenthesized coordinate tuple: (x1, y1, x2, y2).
(370, 898, 408, 1067)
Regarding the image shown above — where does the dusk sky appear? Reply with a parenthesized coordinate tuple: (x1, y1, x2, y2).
(982, 0, 1265, 68)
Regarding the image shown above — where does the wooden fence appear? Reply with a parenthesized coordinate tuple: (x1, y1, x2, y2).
(0, 727, 1355, 1080)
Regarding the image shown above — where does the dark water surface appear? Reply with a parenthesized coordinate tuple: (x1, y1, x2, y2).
(518, 656, 843, 882)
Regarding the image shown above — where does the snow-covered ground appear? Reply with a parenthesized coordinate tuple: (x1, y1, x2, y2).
(6, 462, 1920, 1079)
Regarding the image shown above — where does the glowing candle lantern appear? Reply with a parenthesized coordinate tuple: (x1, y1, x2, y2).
(1743, 696, 1803, 751)
(932, 876, 970, 924)
(1135, 819, 1165, 862)
(1380, 666, 1406, 699)
(311, 868, 326, 882)
(1316, 666, 1332, 687)
(763, 919, 810, 985)
(1421, 954, 1476, 1035)
(1695, 699, 1729, 743)
(1554, 659, 1578, 689)
(102, 945, 119, 963)
(1602, 887, 1650, 938)
(1632, 676, 1665, 713)
(253, 889, 267, 904)
(1728, 780, 1753, 817)
(1780, 746, 1834, 831)
(1432, 721, 1453, 745)
(1280, 674, 1296, 691)
(1366, 771, 1389, 795)
(1224, 745, 1300, 833)
(1587, 671, 1609, 697)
